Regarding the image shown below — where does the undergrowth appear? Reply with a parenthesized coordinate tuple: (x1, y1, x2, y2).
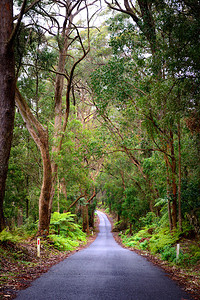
(0, 212, 87, 252)
(48, 212, 86, 251)
(120, 213, 200, 267)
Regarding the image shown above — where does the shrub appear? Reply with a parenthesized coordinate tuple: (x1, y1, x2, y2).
(149, 228, 181, 254)
(126, 240, 138, 248)
(0, 228, 20, 243)
(113, 220, 127, 232)
(160, 245, 177, 262)
(104, 208, 110, 214)
(133, 229, 152, 240)
(139, 212, 158, 227)
(48, 235, 76, 251)
(139, 239, 148, 250)
(48, 212, 86, 251)
(15, 217, 37, 237)
(50, 212, 86, 241)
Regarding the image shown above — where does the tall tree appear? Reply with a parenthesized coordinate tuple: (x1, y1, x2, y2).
(0, 0, 29, 231)
(14, 0, 99, 234)
(0, 0, 15, 230)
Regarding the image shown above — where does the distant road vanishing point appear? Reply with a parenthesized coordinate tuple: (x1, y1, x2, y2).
(16, 210, 191, 300)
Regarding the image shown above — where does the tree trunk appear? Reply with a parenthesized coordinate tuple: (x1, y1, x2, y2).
(15, 88, 52, 236)
(129, 223, 132, 235)
(86, 204, 89, 235)
(90, 209, 95, 228)
(33, 123, 52, 235)
(66, 195, 85, 212)
(178, 120, 182, 231)
(48, 19, 73, 216)
(165, 161, 172, 231)
(170, 130, 177, 228)
(60, 177, 68, 202)
(82, 205, 86, 232)
(0, 0, 15, 231)
(17, 207, 23, 226)
(26, 175, 29, 218)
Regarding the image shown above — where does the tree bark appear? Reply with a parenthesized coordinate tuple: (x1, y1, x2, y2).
(178, 120, 182, 231)
(60, 178, 68, 202)
(86, 204, 90, 235)
(15, 88, 52, 235)
(82, 205, 86, 232)
(66, 195, 85, 212)
(169, 130, 177, 228)
(165, 159, 172, 231)
(130, 222, 132, 235)
(87, 190, 96, 204)
(0, 0, 15, 231)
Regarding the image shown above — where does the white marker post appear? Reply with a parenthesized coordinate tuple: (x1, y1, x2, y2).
(176, 243, 180, 261)
(37, 238, 40, 258)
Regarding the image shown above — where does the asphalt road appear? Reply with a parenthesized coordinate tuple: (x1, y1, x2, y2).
(16, 211, 191, 300)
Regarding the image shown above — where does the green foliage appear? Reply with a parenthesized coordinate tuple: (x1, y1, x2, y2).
(160, 245, 177, 262)
(48, 235, 79, 251)
(120, 223, 200, 268)
(50, 212, 86, 240)
(120, 224, 190, 265)
(149, 228, 181, 254)
(139, 239, 149, 250)
(181, 244, 200, 266)
(124, 240, 138, 248)
(139, 212, 158, 227)
(104, 208, 110, 214)
(2, 0, 200, 266)
(0, 219, 37, 243)
(49, 212, 86, 251)
(160, 243, 200, 266)
(154, 198, 170, 227)
(134, 229, 152, 240)
(181, 179, 200, 215)
(0, 229, 21, 243)
(15, 218, 38, 237)
(121, 227, 152, 249)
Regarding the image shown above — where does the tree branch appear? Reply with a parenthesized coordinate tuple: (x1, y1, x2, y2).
(8, 0, 28, 46)
(66, 195, 85, 212)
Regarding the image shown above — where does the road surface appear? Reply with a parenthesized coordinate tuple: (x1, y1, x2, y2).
(16, 211, 191, 300)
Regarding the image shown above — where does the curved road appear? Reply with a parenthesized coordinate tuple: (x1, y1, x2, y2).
(16, 211, 191, 300)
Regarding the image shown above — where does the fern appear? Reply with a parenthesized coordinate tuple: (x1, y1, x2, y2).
(49, 212, 86, 251)
(0, 229, 20, 243)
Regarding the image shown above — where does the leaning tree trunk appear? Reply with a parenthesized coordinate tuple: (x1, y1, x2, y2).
(37, 132, 52, 235)
(0, 0, 15, 231)
(15, 89, 52, 235)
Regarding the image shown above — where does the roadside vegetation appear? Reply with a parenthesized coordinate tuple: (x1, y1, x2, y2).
(104, 208, 200, 299)
(0, 212, 97, 299)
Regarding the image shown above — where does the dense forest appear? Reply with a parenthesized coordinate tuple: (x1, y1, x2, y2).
(0, 0, 200, 264)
